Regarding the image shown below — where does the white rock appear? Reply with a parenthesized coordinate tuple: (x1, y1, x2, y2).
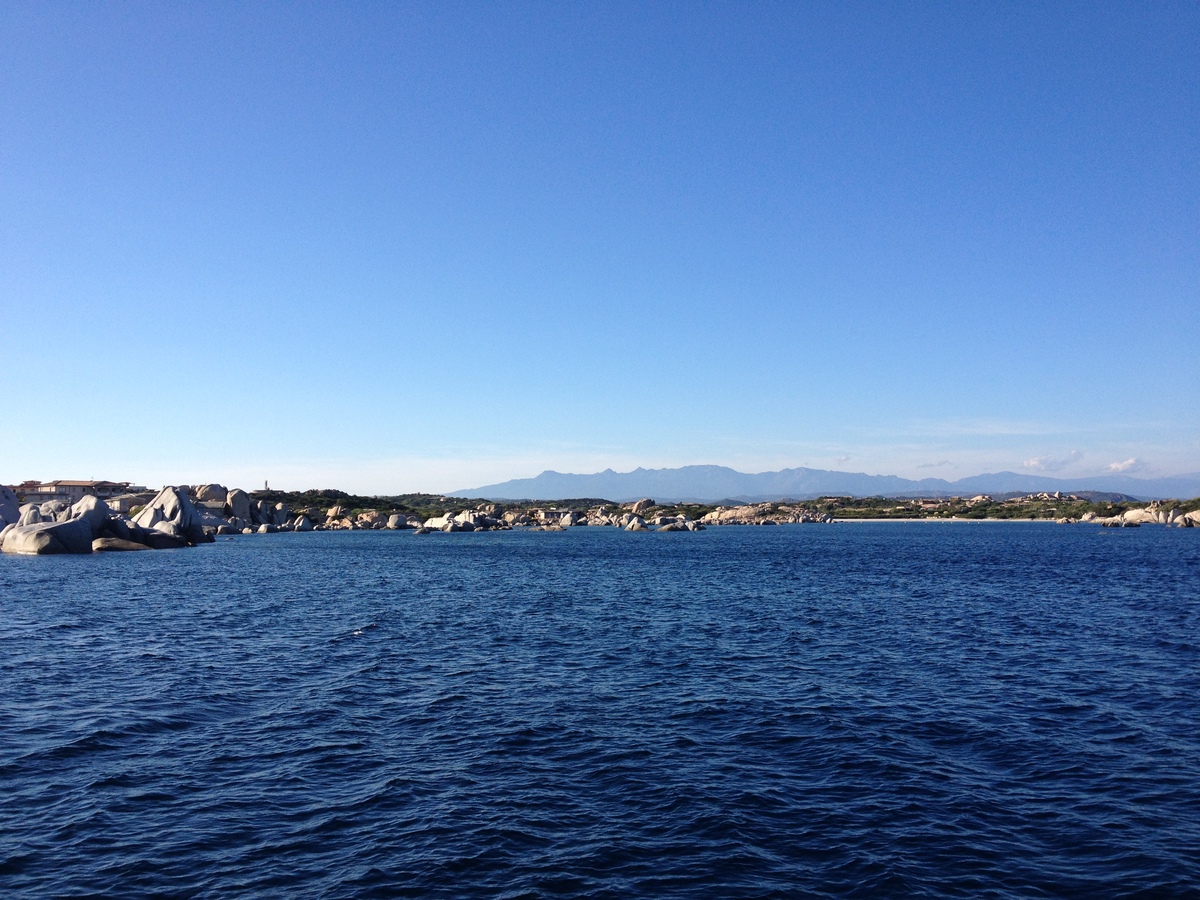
(70, 495, 112, 533)
(132, 487, 205, 544)
(1, 496, 112, 555)
(3, 518, 95, 554)
(1122, 508, 1160, 526)
(40, 500, 69, 521)
(195, 484, 228, 504)
(227, 489, 252, 522)
(454, 510, 497, 528)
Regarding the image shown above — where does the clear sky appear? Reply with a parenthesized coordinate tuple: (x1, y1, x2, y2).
(2, 2, 1196, 493)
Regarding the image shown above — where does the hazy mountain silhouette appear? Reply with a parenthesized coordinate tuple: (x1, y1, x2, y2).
(451, 465, 1200, 502)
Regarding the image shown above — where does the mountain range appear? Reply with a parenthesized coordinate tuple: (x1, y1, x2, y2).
(451, 465, 1200, 503)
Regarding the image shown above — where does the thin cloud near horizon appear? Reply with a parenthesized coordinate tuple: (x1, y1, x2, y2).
(1107, 458, 1145, 474)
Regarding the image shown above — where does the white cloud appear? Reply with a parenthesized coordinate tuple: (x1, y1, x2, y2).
(1107, 457, 1145, 473)
(1021, 451, 1083, 473)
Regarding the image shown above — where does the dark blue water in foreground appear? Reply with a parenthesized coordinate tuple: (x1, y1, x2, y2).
(2, 523, 1198, 898)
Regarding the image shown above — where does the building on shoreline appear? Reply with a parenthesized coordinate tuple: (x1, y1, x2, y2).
(9, 480, 150, 505)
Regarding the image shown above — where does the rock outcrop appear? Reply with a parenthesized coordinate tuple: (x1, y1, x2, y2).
(142, 530, 188, 549)
(132, 487, 210, 545)
(195, 484, 228, 504)
(1, 496, 112, 555)
(453, 510, 498, 530)
(93, 537, 152, 552)
(1122, 508, 1161, 526)
(700, 503, 833, 525)
(227, 489, 252, 523)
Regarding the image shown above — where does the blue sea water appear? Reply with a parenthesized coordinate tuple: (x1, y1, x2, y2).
(1, 523, 1198, 898)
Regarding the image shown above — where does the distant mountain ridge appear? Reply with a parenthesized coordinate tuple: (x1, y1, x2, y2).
(451, 465, 1200, 503)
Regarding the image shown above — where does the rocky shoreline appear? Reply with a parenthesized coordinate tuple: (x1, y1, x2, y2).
(0, 485, 715, 555)
(1, 484, 1196, 555)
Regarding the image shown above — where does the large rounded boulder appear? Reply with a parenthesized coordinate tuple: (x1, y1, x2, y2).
(226, 489, 252, 522)
(1, 495, 113, 555)
(132, 487, 206, 545)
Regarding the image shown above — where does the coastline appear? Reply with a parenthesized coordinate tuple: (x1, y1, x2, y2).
(3, 482, 1198, 555)
(831, 517, 1067, 523)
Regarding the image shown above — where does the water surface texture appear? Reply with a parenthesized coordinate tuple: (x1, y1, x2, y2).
(2, 524, 1198, 897)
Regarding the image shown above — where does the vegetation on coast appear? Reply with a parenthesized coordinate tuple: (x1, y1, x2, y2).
(826, 494, 1200, 520)
(247, 488, 1200, 523)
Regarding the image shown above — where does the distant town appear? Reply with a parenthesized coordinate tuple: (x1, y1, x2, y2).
(10, 480, 152, 508)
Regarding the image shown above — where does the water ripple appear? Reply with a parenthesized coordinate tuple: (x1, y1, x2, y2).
(2, 524, 1198, 896)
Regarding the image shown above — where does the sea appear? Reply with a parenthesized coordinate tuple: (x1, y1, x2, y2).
(1, 523, 1198, 898)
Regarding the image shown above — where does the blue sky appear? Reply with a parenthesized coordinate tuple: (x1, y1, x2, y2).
(2, 2, 1196, 493)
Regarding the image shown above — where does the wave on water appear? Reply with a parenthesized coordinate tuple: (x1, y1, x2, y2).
(2, 524, 1198, 896)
